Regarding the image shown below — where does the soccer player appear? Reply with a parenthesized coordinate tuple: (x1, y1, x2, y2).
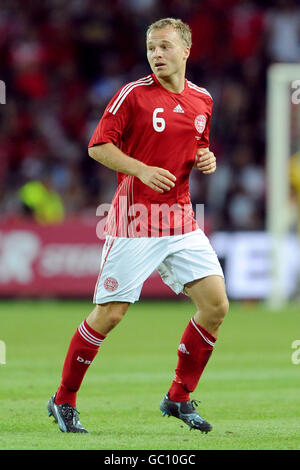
(47, 18, 229, 434)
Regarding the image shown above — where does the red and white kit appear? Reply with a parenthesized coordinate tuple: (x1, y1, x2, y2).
(89, 74, 223, 303)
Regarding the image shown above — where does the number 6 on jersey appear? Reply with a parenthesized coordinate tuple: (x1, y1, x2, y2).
(153, 107, 165, 132)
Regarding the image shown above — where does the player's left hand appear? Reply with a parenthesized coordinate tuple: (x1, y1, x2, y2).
(194, 148, 216, 174)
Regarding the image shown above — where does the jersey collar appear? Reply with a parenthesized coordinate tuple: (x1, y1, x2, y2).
(151, 73, 187, 95)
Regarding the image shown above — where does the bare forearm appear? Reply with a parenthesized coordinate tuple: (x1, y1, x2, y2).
(88, 142, 176, 193)
(88, 143, 146, 177)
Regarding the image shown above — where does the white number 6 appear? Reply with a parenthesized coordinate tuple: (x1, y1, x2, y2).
(153, 107, 165, 132)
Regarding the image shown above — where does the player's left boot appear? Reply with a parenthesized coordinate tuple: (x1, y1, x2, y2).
(160, 393, 212, 433)
(47, 394, 88, 433)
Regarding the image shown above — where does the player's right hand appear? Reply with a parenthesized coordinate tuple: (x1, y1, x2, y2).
(137, 165, 176, 193)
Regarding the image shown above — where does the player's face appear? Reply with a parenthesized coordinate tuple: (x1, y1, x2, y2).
(146, 26, 190, 80)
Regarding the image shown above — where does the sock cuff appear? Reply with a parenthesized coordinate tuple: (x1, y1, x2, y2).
(190, 318, 216, 346)
(77, 319, 106, 347)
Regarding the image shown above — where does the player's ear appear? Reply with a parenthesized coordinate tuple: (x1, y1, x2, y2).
(183, 47, 190, 61)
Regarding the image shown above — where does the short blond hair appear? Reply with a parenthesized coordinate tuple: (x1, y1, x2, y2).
(146, 18, 192, 48)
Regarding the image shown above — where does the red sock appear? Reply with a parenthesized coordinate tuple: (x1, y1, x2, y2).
(168, 317, 216, 402)
(55, 320, 105, 407)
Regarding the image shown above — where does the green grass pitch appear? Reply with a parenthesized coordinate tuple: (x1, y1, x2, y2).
(0, 299, 299, 450)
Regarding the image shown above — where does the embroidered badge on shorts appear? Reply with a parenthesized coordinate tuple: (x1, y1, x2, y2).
(104, 277, 119, 292)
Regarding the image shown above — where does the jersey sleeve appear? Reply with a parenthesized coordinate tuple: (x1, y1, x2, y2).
(197, 98, 213, 149)
(88, 86, 134, 148)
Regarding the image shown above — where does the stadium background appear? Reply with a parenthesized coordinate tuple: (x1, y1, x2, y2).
(0, 0, 300, 451)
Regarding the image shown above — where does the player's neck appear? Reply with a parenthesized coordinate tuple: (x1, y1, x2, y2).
(155, 72, 186, 94)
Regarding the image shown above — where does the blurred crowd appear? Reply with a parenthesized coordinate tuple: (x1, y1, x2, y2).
(1, 0, 300, 231)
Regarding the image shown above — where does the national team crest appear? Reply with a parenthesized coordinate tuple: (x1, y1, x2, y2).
(104, 277, 119, 292)
(194, 114, 206, 134)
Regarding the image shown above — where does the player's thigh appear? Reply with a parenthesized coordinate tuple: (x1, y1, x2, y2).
(158, 229, 224, 296)
(185, 275, 229, 319)
(94, 236, 168, 304)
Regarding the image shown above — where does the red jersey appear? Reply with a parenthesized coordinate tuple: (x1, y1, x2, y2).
(88, 73, 213, 237)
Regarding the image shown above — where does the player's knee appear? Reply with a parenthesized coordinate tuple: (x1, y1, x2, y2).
(95, 302, 129, 329)
(105, 302, 129, 327)
(108, 311, 124, 327)
(208, 297, 229, 329)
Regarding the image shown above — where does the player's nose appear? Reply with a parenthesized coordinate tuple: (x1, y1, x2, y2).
(153, 47, 163, 58)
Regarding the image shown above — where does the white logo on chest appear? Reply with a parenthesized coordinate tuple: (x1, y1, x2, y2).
(173, 104, 184, 113)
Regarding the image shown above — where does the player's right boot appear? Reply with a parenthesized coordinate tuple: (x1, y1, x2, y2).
(47, 394, 88, 433)
(160, 393, 212, 433)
